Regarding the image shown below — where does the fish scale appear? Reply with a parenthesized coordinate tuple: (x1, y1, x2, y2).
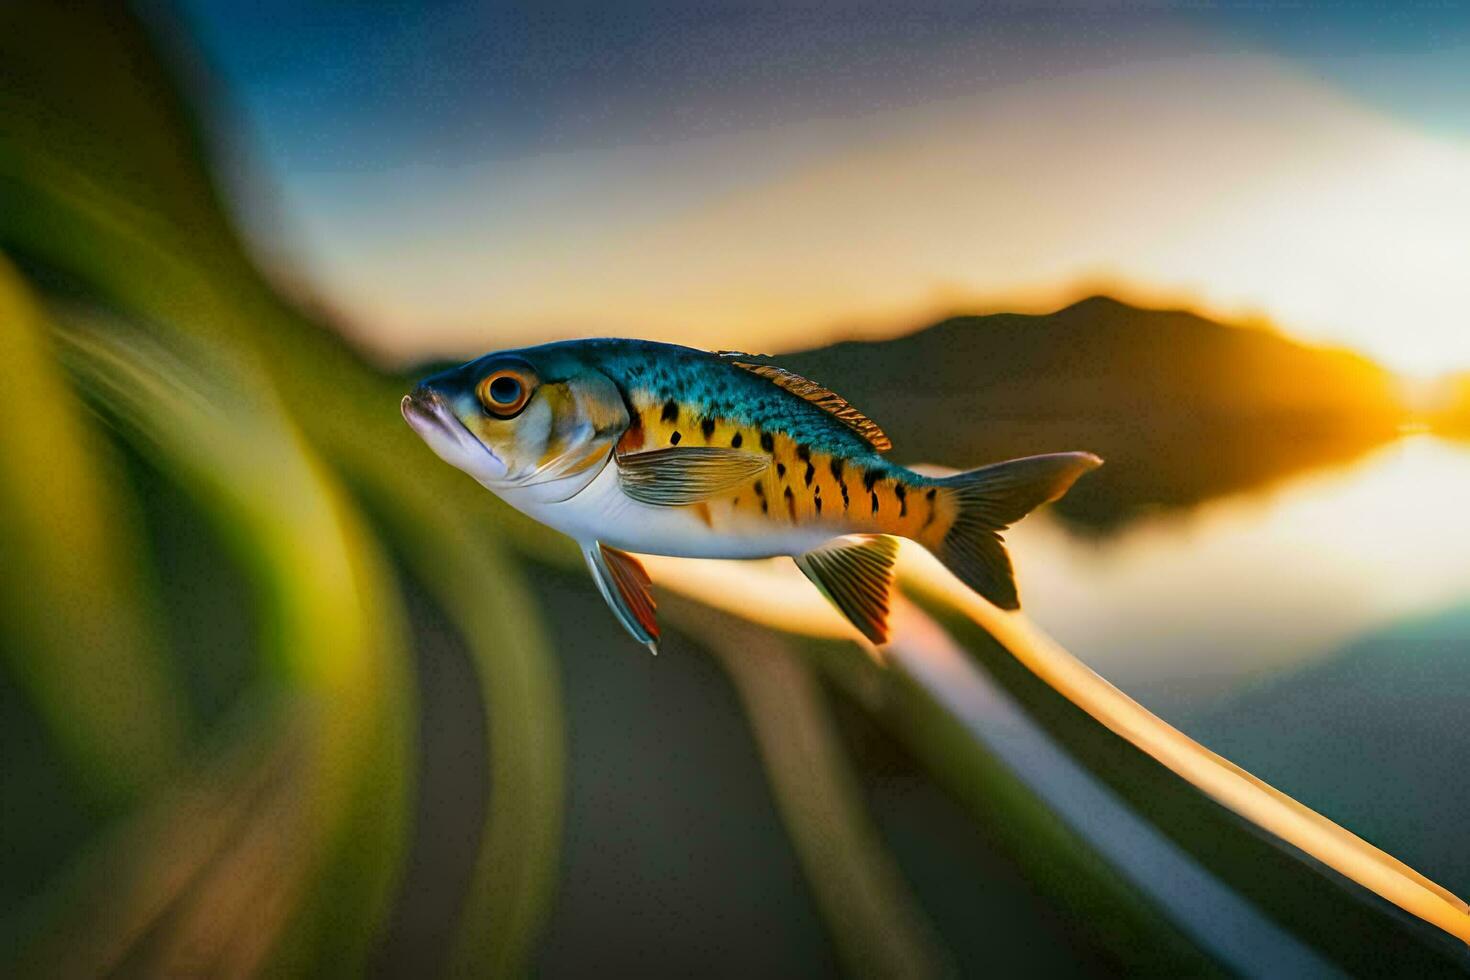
(620, 386, 952, 545)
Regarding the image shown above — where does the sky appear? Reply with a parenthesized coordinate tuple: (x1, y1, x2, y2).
(181, 2, 1470, 376)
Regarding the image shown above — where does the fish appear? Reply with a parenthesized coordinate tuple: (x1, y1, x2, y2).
(402, 339, 1100, 653)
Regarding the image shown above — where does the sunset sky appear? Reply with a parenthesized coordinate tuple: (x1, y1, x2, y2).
(184, 2, 1470, 376)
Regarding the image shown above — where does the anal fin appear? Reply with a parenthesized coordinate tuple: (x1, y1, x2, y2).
(582, 542, 660, 654)
(793, 535, 899, 645)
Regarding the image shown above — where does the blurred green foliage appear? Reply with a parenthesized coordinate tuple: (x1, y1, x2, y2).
(1, 2, 560, 973)
(0, 260, 184, 804)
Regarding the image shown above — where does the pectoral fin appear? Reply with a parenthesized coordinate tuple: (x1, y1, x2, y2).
(794, 535, 899, 645)
(617, 446, 769, 506)
(582, 541, 660, 654)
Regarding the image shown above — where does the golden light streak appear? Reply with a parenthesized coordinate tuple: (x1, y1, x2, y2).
(902, 544, 1470, 945)
(640, 553, 857, 641)
(644, 545, 1470, 946)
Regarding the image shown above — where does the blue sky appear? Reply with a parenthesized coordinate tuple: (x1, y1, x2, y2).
(180, 2, 1470, 374)
(1201, 4, 1470, 135)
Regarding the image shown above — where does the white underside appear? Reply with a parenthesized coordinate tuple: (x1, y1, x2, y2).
(404, 399, 850, 558)
(495, 457, 845, 558)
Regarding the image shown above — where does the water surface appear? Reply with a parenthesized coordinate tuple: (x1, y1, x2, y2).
(1010, 435, 1470, 893)
(1015, 435, 1470, 714)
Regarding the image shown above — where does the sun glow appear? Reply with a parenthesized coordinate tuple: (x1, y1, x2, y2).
(293, 53, 1470, 378)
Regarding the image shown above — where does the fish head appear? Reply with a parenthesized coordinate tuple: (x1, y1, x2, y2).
(402, 347, 630, 497)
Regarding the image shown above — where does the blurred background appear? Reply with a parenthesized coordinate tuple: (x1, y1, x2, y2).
(2, 2, 1469, 976)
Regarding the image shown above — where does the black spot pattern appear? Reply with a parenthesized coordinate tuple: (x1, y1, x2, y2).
(776, 462, 787, 478)
(701, 418, 715, 439)
(731, 433, 743, 448)
(825, 459, 844, 508)
(670, 431, 682, 445)
(895, 483, 907, 517)
(661, 400, 679, 422)
(862, 470, 880, 492)
(870, 491, 880, 514)
(760, 432, 774, 452)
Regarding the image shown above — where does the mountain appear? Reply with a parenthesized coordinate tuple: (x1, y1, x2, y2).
(780, 297, 1405, 531)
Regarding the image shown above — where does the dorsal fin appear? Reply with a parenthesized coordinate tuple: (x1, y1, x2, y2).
(727, 360, 892, 452)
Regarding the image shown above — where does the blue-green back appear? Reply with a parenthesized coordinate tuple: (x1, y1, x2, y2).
(490, 338, 894, 462)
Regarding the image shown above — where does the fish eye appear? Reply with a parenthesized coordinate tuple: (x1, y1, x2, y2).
(477, 367, 535, 418)
(489, 375, 521, 404)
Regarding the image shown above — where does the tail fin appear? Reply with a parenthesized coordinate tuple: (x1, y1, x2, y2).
(927, 452, 1101, 610)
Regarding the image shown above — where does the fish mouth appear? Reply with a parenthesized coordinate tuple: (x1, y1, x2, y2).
(401, 386, 508, 483)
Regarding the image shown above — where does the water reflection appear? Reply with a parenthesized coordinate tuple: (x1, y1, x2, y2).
(1011, 435, 1470, 714)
